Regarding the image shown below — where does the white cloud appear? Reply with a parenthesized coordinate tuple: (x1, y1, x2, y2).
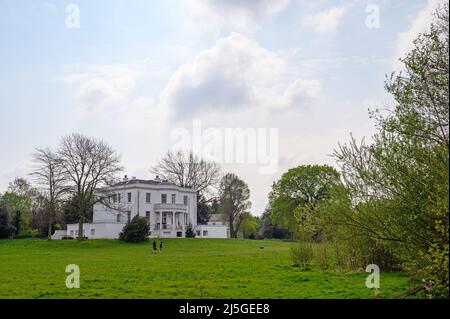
(0, 160, 33, 192)
(181, 0, 290, 33)
(283, 79, 321, 106)
(161, 32, 321, 118)
(305, 5, 348, 35)
(62, 64, 137, 112)
(392, 0, 444, 69)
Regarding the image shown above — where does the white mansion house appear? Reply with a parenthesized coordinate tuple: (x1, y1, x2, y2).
(59, 176, 228, 239)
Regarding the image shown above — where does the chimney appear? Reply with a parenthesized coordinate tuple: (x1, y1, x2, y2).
(123, 175, 128, 181)
(155, 175, 161, 182)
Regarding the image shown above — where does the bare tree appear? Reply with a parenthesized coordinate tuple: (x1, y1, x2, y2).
(58, 133, 123, 240)
(218, 173, 251, 238)
(30, 148, 68, 239)
(151, 150, 220, 197)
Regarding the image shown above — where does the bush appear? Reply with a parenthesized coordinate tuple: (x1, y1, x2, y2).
(119, 215, 150, 243)
(290, 242, 313, 269)
(185, 225, 196, 238)
(314, 243, 329, 270)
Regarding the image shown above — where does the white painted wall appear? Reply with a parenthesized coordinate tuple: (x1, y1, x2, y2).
(196, 225, 228, 238)
(67, 223, 126, 239)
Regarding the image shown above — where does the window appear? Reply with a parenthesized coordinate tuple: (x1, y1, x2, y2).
(146, 193, 151, 203)
(145, 211, 151, 221)
(127, 192, 132, 203)
(127, 211, 131, 223)
(162, 213, 167, 224)
(91, 229, 95, 236)
(203, 230, 208, 237)
(171, 194, 176, 204)
(75, 230, 79, 236)
(70, 230, 74, 236)
(161, 194, 167, 204)
(112, 194, 117, 203)
(196, 231, 201, 236)
(183, 195, 188, 205)
(118, 194, 121, 203)
(116, 214, 121, 223)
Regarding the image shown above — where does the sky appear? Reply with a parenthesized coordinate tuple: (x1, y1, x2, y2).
(0, 0, 445, 215)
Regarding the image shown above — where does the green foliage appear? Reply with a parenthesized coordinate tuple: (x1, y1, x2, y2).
(333, 4, 449, 297)
(290, 242, 313, 269)
(185, 225, 196, 238)
(258, 206, 295, 240)
(0, 206, 15, 238)
(197, 195, 219, 224)
(269, 165, 342, 240)
(0, 178, 39, 237)
(238, 212, 261, 239)
(62, 194, 93, 224)
(218, 173, 251, 238)
(119, 215, 150, 243)
(314, 243, 329, 270)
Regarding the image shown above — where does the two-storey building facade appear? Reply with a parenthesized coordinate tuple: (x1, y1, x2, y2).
(65, 176, 198, 239)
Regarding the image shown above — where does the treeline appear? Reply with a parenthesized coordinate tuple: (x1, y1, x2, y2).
(267, 5, 449, 298)
(0, 178, 94, 239)
(0, 133, 122, 240)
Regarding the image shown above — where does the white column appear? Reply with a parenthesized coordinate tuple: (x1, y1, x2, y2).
(172, 211, 174, 230)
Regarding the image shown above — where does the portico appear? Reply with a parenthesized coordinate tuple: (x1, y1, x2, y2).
(152, 203, 189, 237)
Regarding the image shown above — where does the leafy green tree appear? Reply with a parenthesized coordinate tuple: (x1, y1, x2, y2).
(218, 173, 251, 238)
(0, 178, 38, 237)
(238, 212, 261, 239)
(0, 204, 15, 238)
(334, 4, 449, 297)
(269, 165, 342, 241)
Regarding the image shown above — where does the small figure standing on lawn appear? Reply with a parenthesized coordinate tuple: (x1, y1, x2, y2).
(152, 239, 157, 255)
(159, 240, 163, 253)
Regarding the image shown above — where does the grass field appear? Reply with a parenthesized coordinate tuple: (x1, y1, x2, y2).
(0, 238, 409, 299)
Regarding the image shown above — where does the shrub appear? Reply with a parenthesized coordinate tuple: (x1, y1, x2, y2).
(185, 225, 196, 238)
(290, 242, 313, 269)
(314, 243, 329, 269)
(119, 215, 150, 243)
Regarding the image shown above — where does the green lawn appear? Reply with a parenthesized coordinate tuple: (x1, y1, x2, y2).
(0, 238, 409, 299)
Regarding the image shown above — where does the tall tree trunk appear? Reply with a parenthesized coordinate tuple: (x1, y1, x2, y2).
(47, 211, 52, 240)
(77, 197, 85, 241)
(229, 216, 235, 238)
(78, 203, 84, 241)
(47, 201, 54, 240)
(78, 218, 83, 241)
